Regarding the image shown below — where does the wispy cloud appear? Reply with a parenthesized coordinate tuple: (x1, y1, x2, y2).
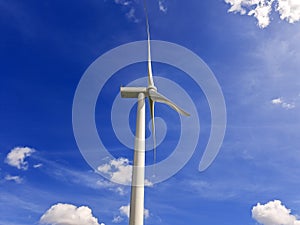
(0, 1, 39, 38)
(0, 190, 43, 214)
(37, 156, 129, 196)
(113, 0, 139, 22)
(113, 0, 168, 22)
(224, 0, 300, 28)
(271, 97, 296, 109)
(40, 203, 105, 225)
(242, 28, 300, 108)
(4, 147, 125, 194)
(5, 147, 35, 170)
(252, 200, 300, 225)
(114, 0, 131, 6)
(255, 35, 300, 78)
(126, 7, 139, 23)
(112, 215, 124, 223)
(4, 174, 23, 184)
(33, 163, 43, 168)
(161, 171, 279, 203)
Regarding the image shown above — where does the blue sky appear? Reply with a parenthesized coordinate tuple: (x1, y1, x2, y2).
(1, 0, 300, 225)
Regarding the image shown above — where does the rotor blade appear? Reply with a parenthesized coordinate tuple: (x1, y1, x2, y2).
(149, 98, 157, 175)
(143, 0, 154, 87)
(148, 89, 190, 117)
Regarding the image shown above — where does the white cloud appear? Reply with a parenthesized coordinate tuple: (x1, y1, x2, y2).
(271, 97, 296, 109)
(248, 0, 274, 28)
(39, 203, 105, 225)
(272, 97, 283, 104)
(225, 0, 274, 28)
(113, 204, 149, 223)
(97, 158, 152, 186)
(4, 175, 22, 184)
(225, 0, 300, 28)
(119, 204, 130, 218)
(144, 208, 150, 219)
(252, 200, 300, 225)
(159, 0, 168, 13)
(33, 163, 43, 168)
(225, 0, 247, 14)
(5, 147, 35, 170)
(119, 204, 149, 219)
(98, 158, 132, 185)
(277, 0, 300, 23)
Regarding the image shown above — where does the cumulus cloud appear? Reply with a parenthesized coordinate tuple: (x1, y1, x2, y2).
(4, 174, 23, 184)
(225, 0, 274, 28)
(98, 158, 132, 185)
(277, 0, 300, 23)
(224, 0, 300, 28)
(252, 200, 300, 225)
(5, 147, 35, 170)
(97, 158, 152, 186)
(225, 0, 247, 14)
(271, 97, 296, 109)
(249, 0, 274, 28)
(119, 204, 130, 218)
(113, 204, 149, 223)
(40, 203, 105, 225)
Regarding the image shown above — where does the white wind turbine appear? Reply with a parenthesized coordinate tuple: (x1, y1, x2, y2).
(121, 2, 190, 225)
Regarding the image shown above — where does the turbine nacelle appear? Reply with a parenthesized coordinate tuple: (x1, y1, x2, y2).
(146, 85, 157, 93)
(121, 86, 189, 116)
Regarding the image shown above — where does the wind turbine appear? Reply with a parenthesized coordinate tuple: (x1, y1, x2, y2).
(121, 1, 190, 225)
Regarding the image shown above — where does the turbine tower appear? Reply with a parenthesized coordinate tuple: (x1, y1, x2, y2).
(121, 2, 190, 225)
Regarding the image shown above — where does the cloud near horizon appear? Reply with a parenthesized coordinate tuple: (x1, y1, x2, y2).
(40, 203, 105, 225)
(224, 0, 300, 28)
(252, 200, 300, 225)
